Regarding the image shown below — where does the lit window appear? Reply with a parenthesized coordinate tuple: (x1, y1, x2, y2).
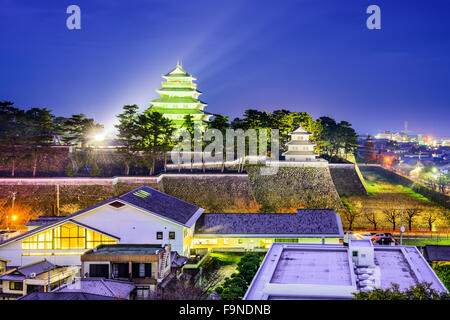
(169, 232, 175, 240)
(10, 281, 23, 291)
(156, 232, 163, 240)
(22, 222, 116, 250)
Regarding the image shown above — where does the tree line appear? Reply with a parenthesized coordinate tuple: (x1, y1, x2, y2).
(0, 101, 102, 176)
(1, 100, 358, 176)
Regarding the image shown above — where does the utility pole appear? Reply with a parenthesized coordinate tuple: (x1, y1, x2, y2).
(55, 185, 60, 216)
(11, 192, 16, 209)
(48, 268, 51, 292)
(400, 208, 404, 246)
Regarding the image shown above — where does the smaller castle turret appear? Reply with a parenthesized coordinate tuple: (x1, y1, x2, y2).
(282, 125, 319, 161)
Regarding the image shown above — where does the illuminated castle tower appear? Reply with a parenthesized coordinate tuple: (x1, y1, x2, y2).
(151, 62, 211, 128)
(282, 125, 319, 161)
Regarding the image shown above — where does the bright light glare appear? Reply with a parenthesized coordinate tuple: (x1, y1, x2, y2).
(94, 134, 105, 141)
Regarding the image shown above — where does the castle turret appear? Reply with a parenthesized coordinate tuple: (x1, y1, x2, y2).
(282, 125, 319, 161)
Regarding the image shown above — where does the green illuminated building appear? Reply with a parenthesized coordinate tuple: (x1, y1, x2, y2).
(151, 62, 211, 128)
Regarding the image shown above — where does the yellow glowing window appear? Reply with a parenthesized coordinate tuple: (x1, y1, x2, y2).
(193, 239, 218, 245)
(22, 222, 116, 250)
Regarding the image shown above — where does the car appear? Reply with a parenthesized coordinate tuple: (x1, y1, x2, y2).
(373, 236, 397, 246)
(371, 233, 386, 241)
(362, 233, 373, 240)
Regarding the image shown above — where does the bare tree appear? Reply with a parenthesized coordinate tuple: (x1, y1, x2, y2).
(364, 209, 379, 230)
(383, 208, 398, 230)
(155, 269, 223, 300)
(342, 200, 366, 230)
(404, 208, 423, 231)
(423, 211, 439, 231)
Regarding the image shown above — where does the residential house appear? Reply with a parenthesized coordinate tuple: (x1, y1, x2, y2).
(0, 259, 78, 300)
(0, 186, 204, 267)
(80, 244, 172, 298)
(423, 245, 450, 266)
(0, 258, 8, 274)
(51, 277, 135, 300)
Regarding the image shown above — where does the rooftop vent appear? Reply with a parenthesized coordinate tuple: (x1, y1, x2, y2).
(109, 201, 125, 208)
(133, 190, 151, 199)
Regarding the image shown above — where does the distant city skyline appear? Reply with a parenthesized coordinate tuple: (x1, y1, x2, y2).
(1, 0, 449, 137)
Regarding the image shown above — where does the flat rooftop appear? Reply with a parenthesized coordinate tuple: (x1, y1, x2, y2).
(271, 249, 352, 286)
(244, 243, 447, 300)
(84, 244, 164, 256)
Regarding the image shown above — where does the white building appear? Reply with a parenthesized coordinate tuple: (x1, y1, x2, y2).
(244, 240, 448, 300)
(282, 125, 319, 161)
(0, 186, 204, 267)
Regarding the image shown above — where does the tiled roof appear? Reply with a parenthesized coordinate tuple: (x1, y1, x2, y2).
(118, 186, 203, 226)
(423, 245, 450, 262)
(194, 210, 342, 236)
(0, 259, 56, 280)
(19, 292, 118, 300)
(53, 278, 135, 299)
(26, 216, 65, 227)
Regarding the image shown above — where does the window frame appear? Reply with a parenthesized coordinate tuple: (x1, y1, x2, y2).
(156, 232, 163, 240)
(9, 281, 23, 291)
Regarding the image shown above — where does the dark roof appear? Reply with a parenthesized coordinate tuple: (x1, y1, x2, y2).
(171, 251, 188, 268)
(53, 278, 135, 299)
(26, 216, 65, 227)
(194, 210, 342, 236)
(84, 244, 164, 256)
(0, 260, 56, 280)
(423, 245, 450, 262)
(19, 292, 118, 300)
(118, 186, 202, 226)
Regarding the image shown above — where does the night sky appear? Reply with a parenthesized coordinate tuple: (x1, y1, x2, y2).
(1, 0, 449, 137)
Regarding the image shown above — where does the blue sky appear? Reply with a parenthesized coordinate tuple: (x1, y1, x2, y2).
(1, 0, 449, 137)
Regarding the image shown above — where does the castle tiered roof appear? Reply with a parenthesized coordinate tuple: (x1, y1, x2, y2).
(151, 62, 211, 127)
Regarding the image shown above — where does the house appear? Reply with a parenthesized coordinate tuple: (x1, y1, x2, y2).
(0, 186, 204, 266)
(244, 240, 448, 300)
(19, 292, 118, 300)
(80, 244, 173, 298)
(51, 277, 135, 300)
(0, 259, 78, 300)
(423, 245, 450, 266)
(0, 258, 8, 274)
(193, 209, 344, 251)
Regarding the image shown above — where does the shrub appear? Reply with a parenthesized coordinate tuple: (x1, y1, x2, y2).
(434, 265, 450, 291)
(215, 253, 263, 300)
(353, 282, 449, 300)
